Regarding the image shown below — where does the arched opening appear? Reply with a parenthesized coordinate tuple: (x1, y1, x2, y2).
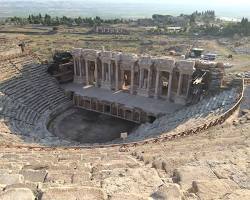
(148, 115, 156, 123)
(160, 71, 170, 97)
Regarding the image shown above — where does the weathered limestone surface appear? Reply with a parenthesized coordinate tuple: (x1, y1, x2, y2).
(150, 184, 183, 200)
(225, 189, 250, 200)
(41, 187, 107, 200)
(173, 163, 217, 191)
(102, 168, 163, 196)
(0, 117, 249, 200)
(109, 193, 148, 200)
(192, 179, 239, 200)
(0, 174, 24, 185)
(131, 101, 250, 200)
(0, 188, 35, 200)
(20, 169, 47, 183)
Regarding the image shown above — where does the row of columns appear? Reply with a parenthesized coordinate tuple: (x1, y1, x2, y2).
(101, 62, 112, 83)
(73, 56, 191, 101)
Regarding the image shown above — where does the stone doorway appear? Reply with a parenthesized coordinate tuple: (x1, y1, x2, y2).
(142, 69, 149, 89)
(88, 61, 96, 85)
(160, 71, 170, 97)
(123, 70, 131, 91)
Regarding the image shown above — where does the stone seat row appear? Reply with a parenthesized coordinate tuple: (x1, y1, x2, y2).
(2, 87, 52, 114)
(26, 74, 70, 106)
(0, 74, 63, 115)
(8, 120, 35, 137)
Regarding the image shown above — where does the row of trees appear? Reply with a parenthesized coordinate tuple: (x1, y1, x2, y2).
(189, 10, 216, 25)
(191, 18, 250, 37)
(222, 18, 250, 36)
(192, 10, 215, 19)
(6, 14, 125, 26)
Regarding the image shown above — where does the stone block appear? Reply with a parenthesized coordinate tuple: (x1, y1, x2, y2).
(150, 184, 183, 200)
(41, 186, 107, 200)
(192, 179, 239, 200)
(102, 168, 163, 196)
(110, 193, 148, 200)
(225, 189, 250, 200)
(20, 169, 47, 183)
(173, 164, 217, 190)
(0, 188, 35, 200)
(0, 174, 24, 185)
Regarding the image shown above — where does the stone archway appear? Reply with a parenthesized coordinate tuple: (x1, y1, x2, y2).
(123, 70, 131, 91)
(88, 61, 96, 85)
(159, 71, 170, 97)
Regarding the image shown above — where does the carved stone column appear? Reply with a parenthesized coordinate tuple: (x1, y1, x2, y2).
(73, 57, 77, 75)
(108, 62, 112, 82)
(78, 58, 82, 78)
(167, 72, 173, 100)
(94, 60, 98, 87)
(147, 69, 151, 93)
(177, 73, 183, 96)
(139, 69, 143, 89)
(102, 62, 105, 82)
(130, 64, 135, 94)
(154, 70, 160, 99)
(85, 60, 89, 85)
(115, 60, 119, 91)
(186, 75, 192, 97)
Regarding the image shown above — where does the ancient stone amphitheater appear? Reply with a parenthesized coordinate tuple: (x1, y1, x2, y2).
(0, 47, 250, 200)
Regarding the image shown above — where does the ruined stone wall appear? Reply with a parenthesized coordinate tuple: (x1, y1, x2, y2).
(195, 60, 224, 91)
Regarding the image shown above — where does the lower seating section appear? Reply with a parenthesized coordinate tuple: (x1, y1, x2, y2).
(0, 146, 164, 200)
(128, 88, 239, 142)
(0, 93, 40, 124)
(0, 120, 249, 199)
(0, 55, 72, 144)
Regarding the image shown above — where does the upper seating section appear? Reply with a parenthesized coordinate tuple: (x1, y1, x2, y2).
(0, 54, 72, 143)
(127, 88, 239, 142)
